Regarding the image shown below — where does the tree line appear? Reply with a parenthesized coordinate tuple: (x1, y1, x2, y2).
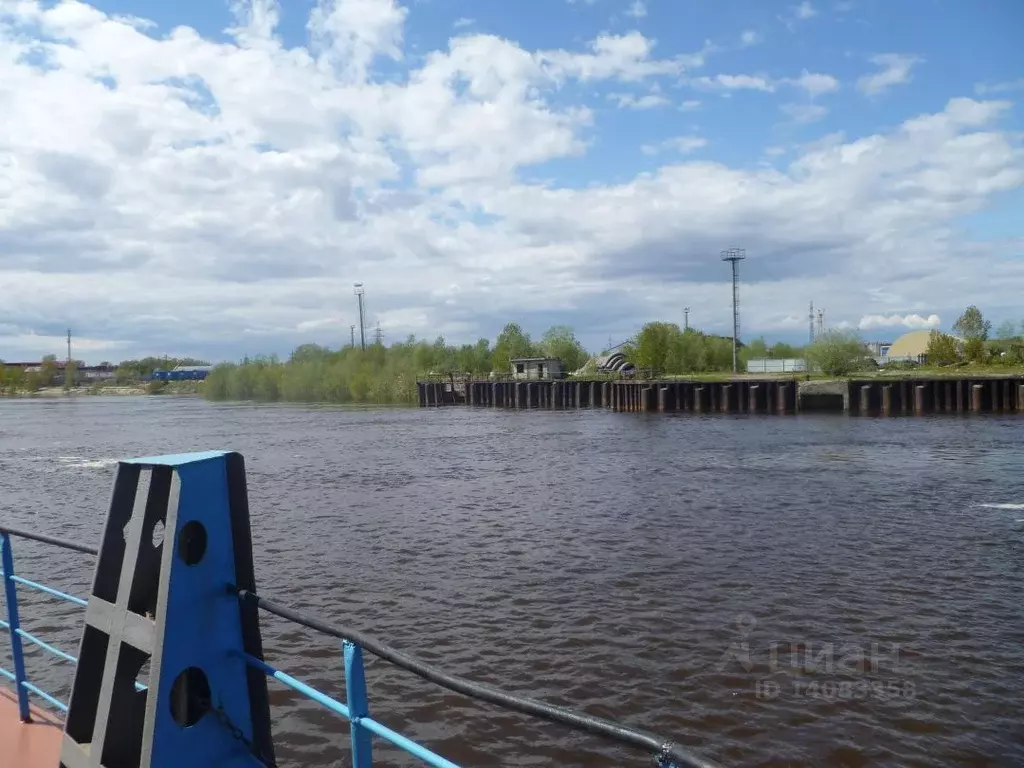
(0, 355, 208, 395)
(5, 304, 1021, 400)
(202, 325, 591, 404)
(203, 322, 780, 404)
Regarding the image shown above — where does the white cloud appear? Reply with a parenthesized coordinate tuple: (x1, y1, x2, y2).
(0, 1, 1022, 360)
(641, 136, 708, 155)
(740, 30, 761, 47)
(308, 0, 408, 82)
(794, 1, 817, 19)
(626, 1, 647, 19)
(690, 70, 838, 97)
(785, 71, 839, 96)
(859, 314, 941, 331)
(679, 99, 701, 111)
(690, 73, 775, 92)
(781, 103, 828, 123)
(453, 17, 474, 29)
(542, 32, 701, 82)
(857, 53, 923, 96)
(609, 92, 669, 109)
(975, 78, 1024, 95)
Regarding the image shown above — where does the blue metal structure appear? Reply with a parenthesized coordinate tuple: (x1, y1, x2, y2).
(150, 366, 212, 382)
(1, 451, 720, 768)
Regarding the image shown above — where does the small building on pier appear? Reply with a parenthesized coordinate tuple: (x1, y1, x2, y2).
(510, 357, 563, 381)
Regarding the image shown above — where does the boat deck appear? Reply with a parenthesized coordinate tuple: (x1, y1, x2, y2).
(0, 687, 62, 767)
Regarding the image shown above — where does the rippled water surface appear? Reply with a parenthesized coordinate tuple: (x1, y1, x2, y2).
(2, 397, 1024, 767)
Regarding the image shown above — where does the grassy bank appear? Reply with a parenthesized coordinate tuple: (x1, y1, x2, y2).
(203, 351, 418, 405)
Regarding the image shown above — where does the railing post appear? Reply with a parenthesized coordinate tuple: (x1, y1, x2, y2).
(1, 533, 31, 721)
(344, 640, 373, 768)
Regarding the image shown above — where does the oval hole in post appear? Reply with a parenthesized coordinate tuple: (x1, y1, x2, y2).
(177, 521, 207, 566)
(151, 519, 165, 549)
(169, 667, 210, 728)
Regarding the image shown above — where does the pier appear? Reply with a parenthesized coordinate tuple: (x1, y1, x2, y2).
(416, 376, 1024, 415)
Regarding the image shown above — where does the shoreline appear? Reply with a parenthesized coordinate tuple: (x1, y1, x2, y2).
(1, 386, 198, 398)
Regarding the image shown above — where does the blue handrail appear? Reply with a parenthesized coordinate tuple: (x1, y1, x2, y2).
(0, 526, 717, 768)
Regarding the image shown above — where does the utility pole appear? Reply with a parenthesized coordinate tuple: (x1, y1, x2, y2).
(66, 329, 71, 364)
(817, 309, 825, 337)
(684, 307, 690, 331)
(720, 248, 746, 373)
(353, 283, 366, 351)
(809, 301, 815, 344)
(374, 322, 384, 345)
(350, 325, 356, 348)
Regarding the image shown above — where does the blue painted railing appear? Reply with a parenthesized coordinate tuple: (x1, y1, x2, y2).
(0, 526, 718, 768)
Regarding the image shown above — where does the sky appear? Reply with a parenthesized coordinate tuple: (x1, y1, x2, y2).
(0, 0, 1022, 364)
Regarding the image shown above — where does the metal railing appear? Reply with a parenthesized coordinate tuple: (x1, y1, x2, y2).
(0, 525, 718, 768)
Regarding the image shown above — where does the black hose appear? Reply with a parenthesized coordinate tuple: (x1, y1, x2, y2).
(0, 525, 99, 555)
(236, 588, 721, 768)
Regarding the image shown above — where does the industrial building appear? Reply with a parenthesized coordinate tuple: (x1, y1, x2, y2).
(883, 329, 948, 364)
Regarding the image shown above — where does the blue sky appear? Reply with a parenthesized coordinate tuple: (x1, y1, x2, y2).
(0, 0, 1021, 362)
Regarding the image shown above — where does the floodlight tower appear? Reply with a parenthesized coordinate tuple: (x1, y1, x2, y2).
(354, 283, 366, 351)
(684, 307, 690, 331)
(721, 248, 746, 373)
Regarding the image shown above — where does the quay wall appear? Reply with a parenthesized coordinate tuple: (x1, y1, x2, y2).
(416, 377, 1024, 415)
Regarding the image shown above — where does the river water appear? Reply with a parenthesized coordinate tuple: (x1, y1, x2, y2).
(1, 397, 1023, 767)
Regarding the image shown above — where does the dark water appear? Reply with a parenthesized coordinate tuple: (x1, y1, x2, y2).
(2, 397, 1024, 767)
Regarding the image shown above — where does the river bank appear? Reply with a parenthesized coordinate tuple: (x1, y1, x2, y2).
(1, 383, 201, 398)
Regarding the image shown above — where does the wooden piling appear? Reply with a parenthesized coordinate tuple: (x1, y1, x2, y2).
(860, 385, 871, 416)
(914, 385, 925, 416)
(721, 385, 732, 413)
(778, 383, 789, 414)
(881, 385, 892, 417)
(749, 385, 760, 414)
(972, 384, 983, 413)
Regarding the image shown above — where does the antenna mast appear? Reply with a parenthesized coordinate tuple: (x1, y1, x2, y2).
(720, 248, 746, 373)
(353, 283, 366, 352)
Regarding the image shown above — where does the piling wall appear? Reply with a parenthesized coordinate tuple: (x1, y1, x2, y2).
(417, 377, 1024, 416)
(417, 379, 800, 413)
(845, 377, 1024, 416)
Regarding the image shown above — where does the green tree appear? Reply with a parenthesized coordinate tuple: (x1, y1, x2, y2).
(805, 329, 868, 376)
(492, 323, 536, 373)
(744, 337, 769, 359)
(540, 325, 588, 373)
(40, 355, 59, 387)
(953, 305, 991, 342)
(64, 360, 79, 391)
(963, 337, 986, 362)
(769, 342, 800, 359)
(995, 319, 1018, 341)
(627, 322, 680, 376)
(925, 331, 960, 366)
